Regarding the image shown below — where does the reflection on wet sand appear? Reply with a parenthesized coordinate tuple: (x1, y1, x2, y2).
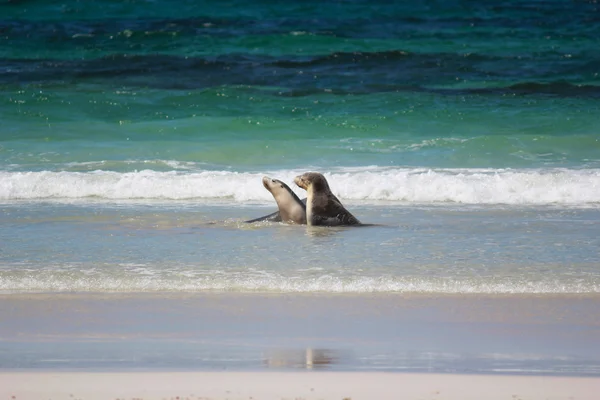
(265, 348, 339, 369)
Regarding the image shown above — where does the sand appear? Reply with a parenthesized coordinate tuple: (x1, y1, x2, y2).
(1, 293, 599, 399)
(1, 371, 599, 400)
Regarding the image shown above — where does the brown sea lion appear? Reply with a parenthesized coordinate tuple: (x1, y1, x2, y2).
(294, 172, 360, 226)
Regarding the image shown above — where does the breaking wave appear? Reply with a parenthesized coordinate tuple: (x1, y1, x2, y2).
(0, 267, 598, 294)
(1, 167, 599, 205)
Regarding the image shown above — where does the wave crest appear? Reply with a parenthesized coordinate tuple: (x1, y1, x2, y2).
(1, 168, 599, 205)
(1, 268, 597, 294)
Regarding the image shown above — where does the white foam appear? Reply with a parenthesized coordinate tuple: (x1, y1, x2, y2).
(1, 167, 599, 205)
(0, 271, 597, 294)
(328, 168, 600, 205)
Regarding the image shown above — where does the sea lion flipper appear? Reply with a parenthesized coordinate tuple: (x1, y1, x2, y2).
(245, 211, 282, 223)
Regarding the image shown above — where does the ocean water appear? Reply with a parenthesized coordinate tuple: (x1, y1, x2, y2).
(1, 0, 600, 295)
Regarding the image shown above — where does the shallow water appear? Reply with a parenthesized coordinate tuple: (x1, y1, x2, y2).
(1, 201, 598, 294)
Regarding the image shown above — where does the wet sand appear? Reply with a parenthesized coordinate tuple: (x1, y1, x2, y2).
(1, 293, 599, 374)
(1, 371, 600, 400)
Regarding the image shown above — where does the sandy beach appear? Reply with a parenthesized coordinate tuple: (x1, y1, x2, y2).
(2, 371, 599, 400)
(1, 293, 600, 374)
(1, 293, 599, 399)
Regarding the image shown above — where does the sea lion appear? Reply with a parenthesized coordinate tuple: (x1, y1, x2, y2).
(246, 176, 307, 224)
(294, 172, 361, 226)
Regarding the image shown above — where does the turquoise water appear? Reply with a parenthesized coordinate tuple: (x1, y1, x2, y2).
(1, 0, 600, 294)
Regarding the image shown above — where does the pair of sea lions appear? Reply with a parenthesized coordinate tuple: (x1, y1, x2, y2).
(247, 172, 360, 226)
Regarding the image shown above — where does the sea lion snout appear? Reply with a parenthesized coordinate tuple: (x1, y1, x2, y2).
(295, 172, 326, 191)
(263, 176, 281, 193)
(294, 175, 308, 189)
(262, 176, 274, 192)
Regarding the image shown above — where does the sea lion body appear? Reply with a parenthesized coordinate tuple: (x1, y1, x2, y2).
(294, 172, 360, 226)
(247, 176, 306, 224)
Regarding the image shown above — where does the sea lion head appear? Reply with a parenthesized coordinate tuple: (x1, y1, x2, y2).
(294, 172, 331, 193)
(263, 176, 293, 196)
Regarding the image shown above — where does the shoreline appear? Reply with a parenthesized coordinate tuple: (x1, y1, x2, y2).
(2, 371, 599, 400)
(1, 292, 599, 376)
(2, 291, 600, 298)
